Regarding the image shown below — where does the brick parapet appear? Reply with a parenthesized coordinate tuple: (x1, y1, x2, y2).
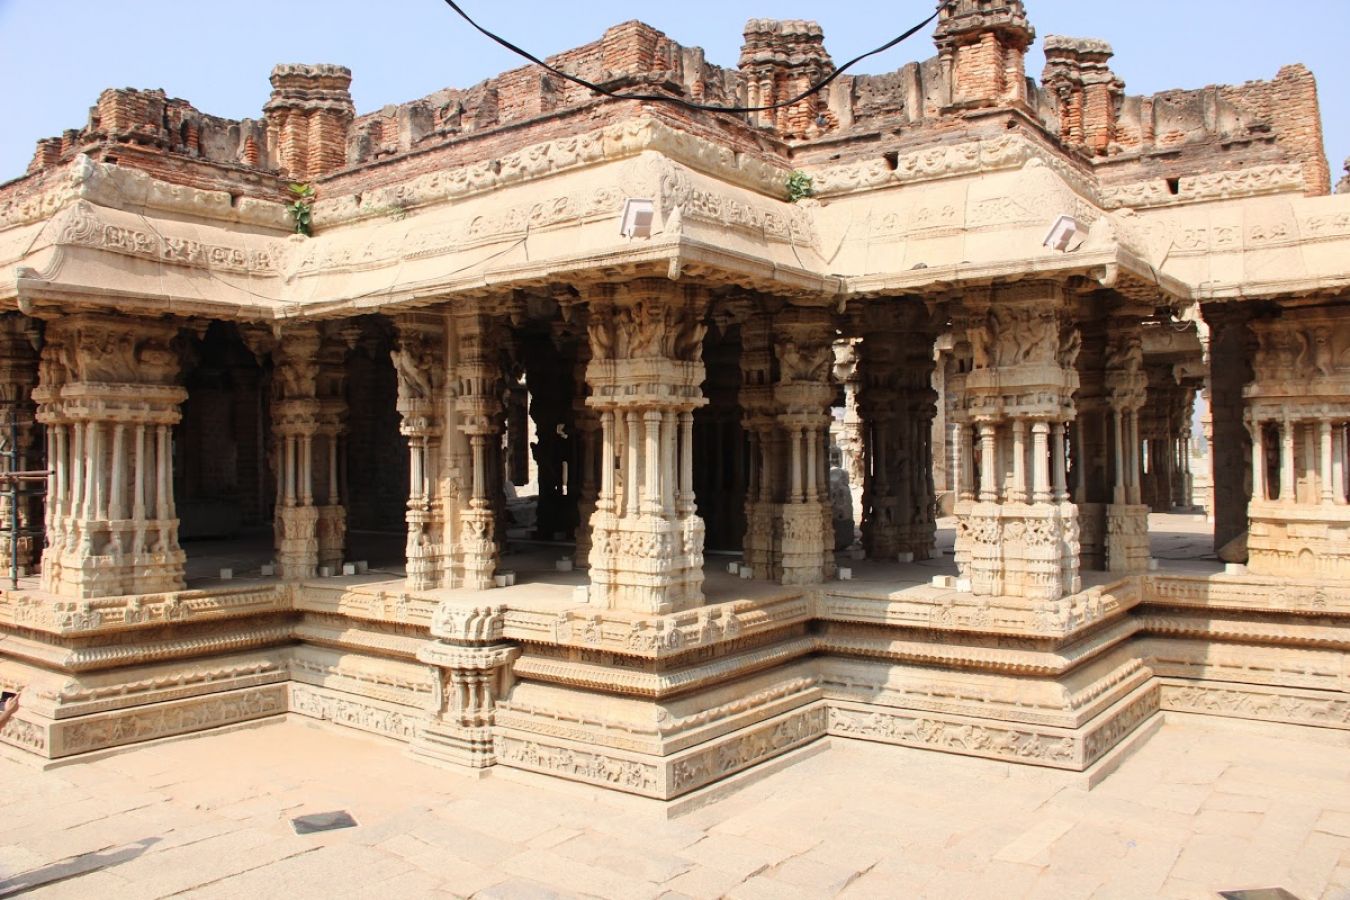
(5, 15, 1335, 211)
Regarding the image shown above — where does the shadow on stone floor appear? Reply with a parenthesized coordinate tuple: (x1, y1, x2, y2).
(0, 836, 160, 897)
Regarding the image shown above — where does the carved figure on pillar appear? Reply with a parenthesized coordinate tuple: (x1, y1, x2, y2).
(585, 280, 708, 613)
(34, 314, 186, 598)
(392, 313, 448, 591)
(952, 284, 1081, 601)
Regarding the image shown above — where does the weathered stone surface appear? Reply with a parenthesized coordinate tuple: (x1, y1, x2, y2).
(0, 8, 1347, 804)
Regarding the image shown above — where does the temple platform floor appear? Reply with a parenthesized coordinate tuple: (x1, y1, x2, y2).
(0, 710, 1346, 899)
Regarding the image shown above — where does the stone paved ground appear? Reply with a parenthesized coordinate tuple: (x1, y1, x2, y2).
(1, 712, 1348, 899)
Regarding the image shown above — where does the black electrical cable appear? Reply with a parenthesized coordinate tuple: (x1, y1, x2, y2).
(440, 0, 942, 115)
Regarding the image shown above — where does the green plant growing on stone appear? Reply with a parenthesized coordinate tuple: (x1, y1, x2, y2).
(288, 182, 316, 236)
(786, 170, 814, 203)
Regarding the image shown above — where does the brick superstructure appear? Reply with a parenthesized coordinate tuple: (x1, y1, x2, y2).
(934, 0, 1035, 111)
(7, 8, 1334, 205)
(264, 64, 356, 181)
(1041, 36, 1122, 156)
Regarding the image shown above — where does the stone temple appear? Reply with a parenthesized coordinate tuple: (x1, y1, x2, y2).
(0, 0, 1348, 801)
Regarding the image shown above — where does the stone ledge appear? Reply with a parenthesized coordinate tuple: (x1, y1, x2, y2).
(495, 701, 828, 800)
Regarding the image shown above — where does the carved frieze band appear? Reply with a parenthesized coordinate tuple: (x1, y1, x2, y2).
(1159, 679, 1350, 729)
(497, 703, 827, 799)
(45, 685, 287, 758)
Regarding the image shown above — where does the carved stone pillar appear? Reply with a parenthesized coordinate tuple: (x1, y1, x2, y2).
(858, 324, 902, 560)
(832, 339, 864, 531)
(740, 311, 780, 580)
(856, 304, 938, 562)
(272, 325, 322, 580)
(1103, 322, 1150, 574)
(34, 314, 185, 598)
(952, 284, 1081, 601)
(392, 313, 448, 591)
(571, 325, 598, 567)
(0, 316, 42, 575)
(1204, 304, 1255, 559)
(1245, 306, 1350, 577)
(522, 327, 577, 541)
(412, 601, 518, 768)
(452, 311, 506, 591)
(774, 307, 837, 584)
(314, 331, 349, 572)
(1069, 317, 1109, 569)
(585, 281, 708, 613)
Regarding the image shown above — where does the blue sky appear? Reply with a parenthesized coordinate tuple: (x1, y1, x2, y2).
(1, 1, 1346, 188)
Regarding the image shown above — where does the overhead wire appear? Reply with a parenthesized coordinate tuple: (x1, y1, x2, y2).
(439, 0, 942, 115)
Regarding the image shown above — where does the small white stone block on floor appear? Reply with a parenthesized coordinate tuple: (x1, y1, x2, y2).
(260, 564, 275, 577)
(1224, 562, 1248, 576)
(354, 561, 368, 574)
(727, 562, 740, 575)
(501, 570, 517, 586)
(839, 567, 852, 581)
(955, 577, 973, 593)
(931, 575, 956, 589)
(493, 574, 508, 588)
(556, 558, 573, 572)
(342, 563, 357, 576)
(896, 552, 915, 564)
(318, 566, 334, 578)
(739, 567, 753, 580)
(220, 568, 233, 580)
(572, 584, 589, 604)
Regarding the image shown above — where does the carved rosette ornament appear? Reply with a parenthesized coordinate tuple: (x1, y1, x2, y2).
(392, 313, 448, 591)
(412, 601, 518, 768)
(951, 284, 1081, 602)
(584, 281, 709, 613)
(33, 314, 186, 598)
(1245, 305, 1350, 578)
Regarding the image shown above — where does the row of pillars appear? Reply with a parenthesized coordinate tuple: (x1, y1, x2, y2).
(954, 419, 1071, 505)
(1252, 417, 1350, 506)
